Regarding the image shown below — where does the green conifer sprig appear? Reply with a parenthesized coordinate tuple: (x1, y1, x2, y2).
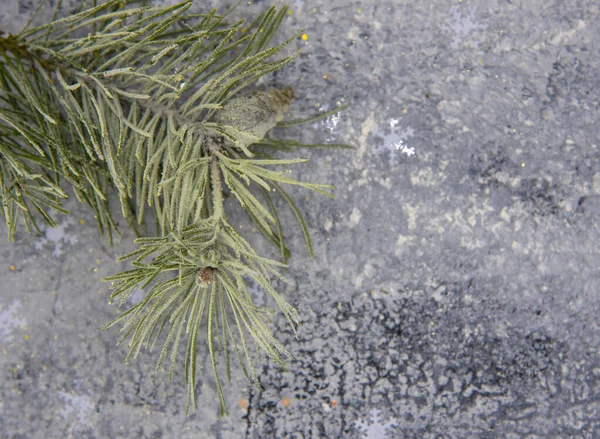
(0, 0, 351, 414)
(103, 217, 299, 414)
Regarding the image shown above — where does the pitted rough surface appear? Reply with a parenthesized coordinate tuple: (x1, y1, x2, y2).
(2, 0, 600, 438)
(244, 286, 577, 438)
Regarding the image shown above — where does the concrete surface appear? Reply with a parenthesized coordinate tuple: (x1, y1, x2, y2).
(1, 0, 600, 438)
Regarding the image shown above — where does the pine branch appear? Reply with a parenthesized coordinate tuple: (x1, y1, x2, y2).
(103, 218, 297, 415)
(0, 0, 352, 414)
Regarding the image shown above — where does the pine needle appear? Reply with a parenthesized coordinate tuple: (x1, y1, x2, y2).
(0, 0, 352, 415)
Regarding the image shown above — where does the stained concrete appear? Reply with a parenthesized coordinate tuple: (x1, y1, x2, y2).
(2, 0, 600, 438)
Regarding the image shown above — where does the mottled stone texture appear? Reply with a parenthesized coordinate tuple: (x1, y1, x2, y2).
(2, 0, 600, 438)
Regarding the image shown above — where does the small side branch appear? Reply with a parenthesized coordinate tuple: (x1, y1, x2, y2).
(210, 154, 224, 221)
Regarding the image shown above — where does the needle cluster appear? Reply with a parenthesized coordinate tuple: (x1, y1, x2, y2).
(0, 0, 349, 414)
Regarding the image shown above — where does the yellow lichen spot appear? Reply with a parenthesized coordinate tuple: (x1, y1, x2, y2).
(301, 33, 308, 41)
(282, 396, 291, 407)
(241, 27, 247, 33)
(9, 265, 15, 271)
(24, 334, 29, 341)
(288, 9, 293, 15)
(305, 196, 309, 201)
(239, 398, 248, 409)
(79, 219, 85, 225)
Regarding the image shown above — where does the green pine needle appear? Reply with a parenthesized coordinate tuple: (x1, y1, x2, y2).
(0, 0, 352, 414)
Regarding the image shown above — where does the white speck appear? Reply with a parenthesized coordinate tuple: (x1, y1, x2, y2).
(0, 300, 27, 343)
(441, 5, 488, 48)
(354, 409, 397, 439)
(377, 121, 416, 163)
(314, 104, 342, 142)
(58, 390, 94, 422)
(394, 139, 416, 157)
(324, 218, 333, 232)
(431, 285, 448, 302)
(34, 216, 77, 257)
(349, 207, 362, 228)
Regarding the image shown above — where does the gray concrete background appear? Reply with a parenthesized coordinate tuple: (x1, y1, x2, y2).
(1, 0, 600, 438)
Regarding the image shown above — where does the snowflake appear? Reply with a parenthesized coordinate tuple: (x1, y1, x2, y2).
(394, 139, 416, 157)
